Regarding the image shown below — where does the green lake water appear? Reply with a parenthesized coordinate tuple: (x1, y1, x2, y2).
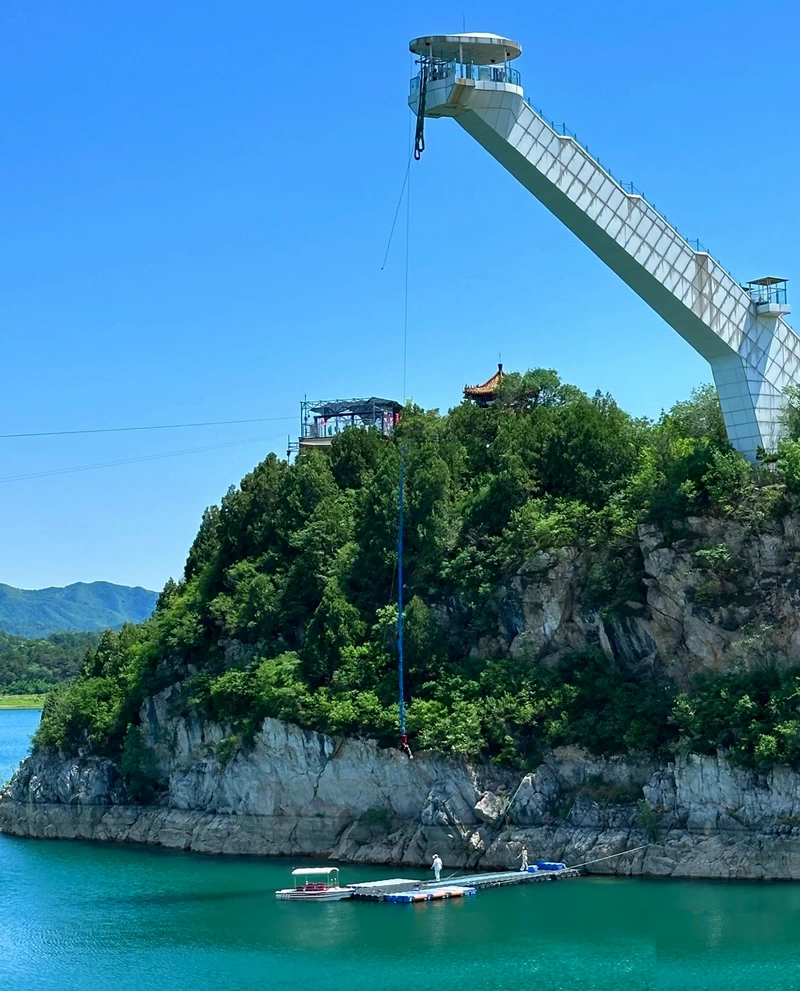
(5, 711, 800, 990)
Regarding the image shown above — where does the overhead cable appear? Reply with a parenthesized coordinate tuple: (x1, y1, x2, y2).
(0, 415, 295, 440)
(0, 433, 285, 484)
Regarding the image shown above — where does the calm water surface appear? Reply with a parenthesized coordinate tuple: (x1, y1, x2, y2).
(4, 710, 800, 990)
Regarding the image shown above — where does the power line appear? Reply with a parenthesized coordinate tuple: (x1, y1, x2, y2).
(0, 415, 295, 440)
(0, 433, 286, 484)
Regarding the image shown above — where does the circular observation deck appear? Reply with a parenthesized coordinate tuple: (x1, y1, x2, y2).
(409, 33, 521, 64)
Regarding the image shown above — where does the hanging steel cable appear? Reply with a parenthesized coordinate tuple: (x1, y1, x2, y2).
(396, 449, 413, 758)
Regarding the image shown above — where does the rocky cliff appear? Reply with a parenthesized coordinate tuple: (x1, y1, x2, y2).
(4, 688, 800, 879)
(473, 516, 800, 685)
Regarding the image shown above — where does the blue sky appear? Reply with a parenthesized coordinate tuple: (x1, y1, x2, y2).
(2, 0, 798, 592)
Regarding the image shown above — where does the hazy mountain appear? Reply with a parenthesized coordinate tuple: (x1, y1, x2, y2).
(0, 582, 158, 638)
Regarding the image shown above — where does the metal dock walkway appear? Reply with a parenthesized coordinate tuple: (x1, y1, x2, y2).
(425, 868, 580, 891)
(349, 867, 580, 901)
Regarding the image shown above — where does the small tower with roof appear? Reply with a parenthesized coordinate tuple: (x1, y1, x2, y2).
(464, 363, 504, 407)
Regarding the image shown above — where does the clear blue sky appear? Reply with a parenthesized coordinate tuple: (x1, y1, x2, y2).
(2, 0, 798, 593)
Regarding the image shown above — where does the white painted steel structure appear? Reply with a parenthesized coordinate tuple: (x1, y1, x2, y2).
(409, 34, 798, 459)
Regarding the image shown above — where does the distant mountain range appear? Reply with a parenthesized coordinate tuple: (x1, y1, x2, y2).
(0, 582, 158, 638)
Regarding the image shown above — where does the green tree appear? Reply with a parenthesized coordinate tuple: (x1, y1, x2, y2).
(184, 505, 222, 580)
(303, 579, 365, 684)
(0, 629, 101, 695)
(329, 427, 385, 490)
(402, 595, 447, 688)
(347, 445, 401, 612)
(777, 439, 800, 493)
(155, 577, 180, 612)
(780, 385, 800, 441)
(702, 449, 754, 511)
(661, 383, 728, 448)
(495, 368, 563, 410)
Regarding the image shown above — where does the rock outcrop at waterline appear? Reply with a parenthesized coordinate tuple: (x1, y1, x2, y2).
(4, 694, 800, 879)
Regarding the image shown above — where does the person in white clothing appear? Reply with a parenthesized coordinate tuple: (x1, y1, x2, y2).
(519, 847, 529, 872)
(431, 854, 443, 881)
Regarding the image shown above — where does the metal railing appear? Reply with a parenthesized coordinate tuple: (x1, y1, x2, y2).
(409, 67, 736, 284)
(520, 96, 721, 264)
(746, 283, 788, 306)
(410, 60, 521, 95)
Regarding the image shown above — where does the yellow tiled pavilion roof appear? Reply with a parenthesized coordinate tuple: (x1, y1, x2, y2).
(464, 363, 504, 401)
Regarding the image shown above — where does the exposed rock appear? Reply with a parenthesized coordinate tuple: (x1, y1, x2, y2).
(430, 515, 800, 683)
(5, 699, 800, 879)
(473, 791, 507, 826)
(479, 516, 800, 685)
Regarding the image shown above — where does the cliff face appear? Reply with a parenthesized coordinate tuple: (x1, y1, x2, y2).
(476, 516, 800, 685)
(6, 515, 800, 877)
(4, 689, 800, 879)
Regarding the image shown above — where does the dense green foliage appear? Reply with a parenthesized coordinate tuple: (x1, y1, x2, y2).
(0, 581, 157, 638)
(33, 372, 800, 778)
(0, 630, 100, 694)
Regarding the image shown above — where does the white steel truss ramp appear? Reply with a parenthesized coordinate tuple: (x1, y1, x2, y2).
(409, 33, 798, 460)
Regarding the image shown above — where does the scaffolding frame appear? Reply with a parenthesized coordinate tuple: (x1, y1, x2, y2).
(287, 396, 401, 458)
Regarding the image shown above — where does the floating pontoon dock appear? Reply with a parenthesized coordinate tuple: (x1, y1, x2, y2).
(428, 867, 580, 890)
(384, 885, 477, 903)
(349, 878, 422, 900)
(348, 867, 580, 902)
(278, 850, 639, 905)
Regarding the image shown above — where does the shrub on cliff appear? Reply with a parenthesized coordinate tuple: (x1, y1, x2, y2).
(669, 667, 800, 769)
(35, 677, 124, 754)
(119, 726, 161, 802)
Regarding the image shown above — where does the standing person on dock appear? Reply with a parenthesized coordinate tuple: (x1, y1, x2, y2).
(519, 848, 529, 872)
(431, 854, 443, 882)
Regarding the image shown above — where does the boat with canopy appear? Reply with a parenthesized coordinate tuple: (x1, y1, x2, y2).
(275, 867, 353, 902)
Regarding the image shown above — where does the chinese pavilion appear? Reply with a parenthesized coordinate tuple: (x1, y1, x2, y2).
(463, 363, 504, 407)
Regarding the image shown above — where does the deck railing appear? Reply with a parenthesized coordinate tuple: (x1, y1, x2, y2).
(520, 96, 722, 266)
(746, 282, 788, 306)
(409, 60, 521, 96)
(408, 65, 744, 285)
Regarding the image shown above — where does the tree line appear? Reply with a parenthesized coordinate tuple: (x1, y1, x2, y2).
(0, 630, 100, 695)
